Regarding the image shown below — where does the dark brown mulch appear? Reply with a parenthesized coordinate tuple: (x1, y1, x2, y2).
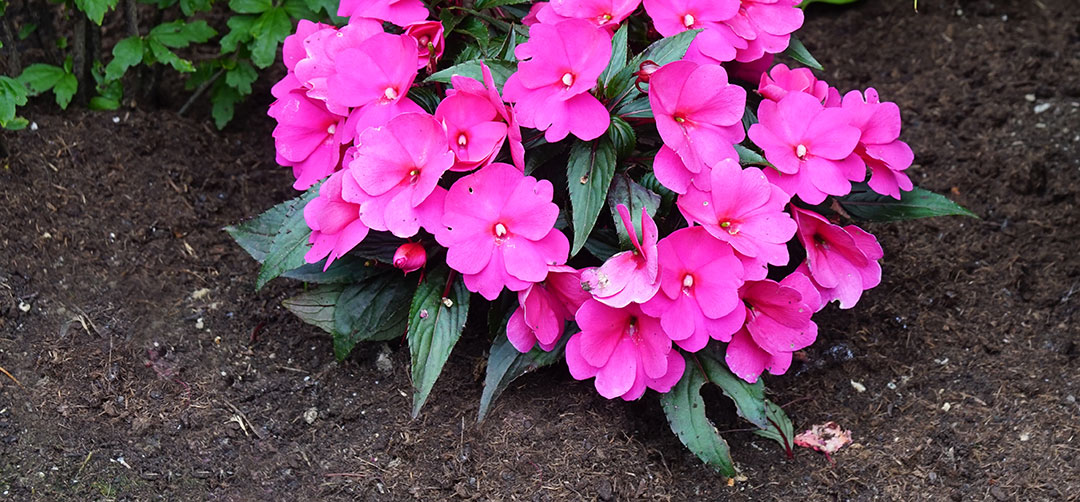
(1, 0, 1078, 500)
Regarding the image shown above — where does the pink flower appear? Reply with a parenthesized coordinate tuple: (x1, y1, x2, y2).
(540, 0, 642, 32)
(840, 88, 914, 199)
(404, 20, 445, 70)
(791, 206, 883, 309)
(565, 300, 685, 400)
(748, 91, 863, 204)
(723, 0, 804, 62)
(677, 159, 797, 267)
(268, 89, 347, 190)
(434, 163, 570, 300)
(643, 0, 744, 63)
(640, 227, 746, 352)
(392, 242, 427, 274)
(435, 69, 516, 172)
(282, 20, 332, 74)
(726, 53, 773, 83)
(522, 1, 546, 25)
(502, 19, 612, 142)
(327, 32, 424, 135)
(341, 113, 454, 238)
(725, 272, 819, 383)
(648, 60, 746, 187)
(337, 0, 428, 26)
(291, 19, 384, 115)
(757, 63, 839, 105)
(507, 265, 591, 352)
(581, 205, 660, 308)
(304, 171, 370, 269)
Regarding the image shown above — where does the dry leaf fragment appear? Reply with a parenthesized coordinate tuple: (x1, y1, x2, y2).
(794, 421, 852, 463)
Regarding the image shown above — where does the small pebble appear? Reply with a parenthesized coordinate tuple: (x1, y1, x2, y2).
(18, 302, 31, 313)
(941, 402, 951, 412)
(1034, 103, 1052, 114)
(303, 408, 318, 424)
(1019, 432, 1030, 441)
(375, 350, 393, 375)
(850, 380, 867, 393)
(1025, 94, 1036, 102)
(195, 318, 204, 329)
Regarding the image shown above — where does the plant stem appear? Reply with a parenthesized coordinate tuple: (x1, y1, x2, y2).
(72, 14, 88, 104)
(124, 0, 139, 37)
(177, 68, 223, 116)
(0, 15, 20, 75)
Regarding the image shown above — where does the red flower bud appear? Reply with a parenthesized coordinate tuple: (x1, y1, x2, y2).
(393, 242, 427, 274)
(633, 60, 661, 92)
(404, 21, 445, 71)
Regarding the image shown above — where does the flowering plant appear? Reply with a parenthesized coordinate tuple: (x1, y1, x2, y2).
(227, 0, 973, 475)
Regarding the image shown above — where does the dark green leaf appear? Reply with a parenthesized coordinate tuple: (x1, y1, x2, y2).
(456, 17, 490, 50)
(637, 172, 676, 215)
(0, 76, 29, 128)
(211, 80, 242, 128)
(407, 86, 442, 115)
(348, 231, 408, 263)
(149, 20, 216, 48)
(303, 0, 341, 18)
(332, 272, 413, 360)
(426, 59, 516, 90)
(838, 184, 978, 222)
(607, 174, 659, 249)
(752, 400, 795, 456)
(250, 7, 293, 68)
(478, 333, 568, 422)
(18, 23, 38, 40)
(74, 0, 119, 25)
(660, 355, 736, 477)
(280, 255, 382, 284)
(474, 0, 529, 9)
(698, 352, 768, 429)
(89, 96, 121, 110)
(282, 284, 344, 334)
(408, 268, 471, 417)
(741, 104, 758, 131)
(583, 227, 620, 261)
(606, 30, 700, 106)
(225, 59, 258, 94)
(566, 136, 617, 256)
(782, 35, 823, 71)
(220, 15, 256, 54)
(180, 0, 212, 15)
(105, 36, 144, 81)
(607, 116, 636, 158)
(223, 186, 317, 287)
(229, 0, 270, 13)
(600, 23, 628, 87)
(734, 144, 770, 167)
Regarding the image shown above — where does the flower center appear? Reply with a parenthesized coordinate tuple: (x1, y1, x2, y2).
(682, 274, 694, 290)
(494, 223, 508, 238)
(384, 87, 398, 101)
(408, 168, 420, 184)
(720, 221, 739, 235)
(627, 316, 639, 340)
(561, 72, 575, 87)
(682, 13, 695, 28)
(796, 143, 808, 159)
(673, 114, 687, 124)
(599, 13, 612, 22)
(418, 35, 430, 46)
(326, 124, 335, 135)
(457, 133, 468, 147)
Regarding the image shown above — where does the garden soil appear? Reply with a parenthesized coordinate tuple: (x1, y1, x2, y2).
(2, 0, 1078, 500)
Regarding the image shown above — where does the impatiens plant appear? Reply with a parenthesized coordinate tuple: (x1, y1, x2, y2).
(228, 0, 975, 476)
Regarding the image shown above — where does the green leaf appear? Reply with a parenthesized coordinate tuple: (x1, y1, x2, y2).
(837, 184, 978, 222)
(566, 136, 617, 256)
(607, 116, 636, 158)
(0, 76, 29, 128)
(52, 73, 77, 109)
(105, 36, 144, 81)
(3, 117, 29, 131)
(455, 17, 490, 51)
(148, 40, 194, 73)
(148, 20, 216, 49)
(211, 80, 242, 129)
(600, 23, 628, 87)
(734, 144, 770, 167)
(474, 0, 529, 9)
(17, 64, 66, 95)
(17, 23, 38, 40)
(282, 0, 315, 18)
(250, 7, 293, 68)
(407, 86, 441, 115)
(303, 0, 341, 17)
(280, 255, 380, 284)
(741, 104, 758, 131)
(438, 9, 466, 37)
(220, 15, 255, 54)
(637, 172, 676, 215)
(283, 284, 344, 334)
(606, 30, 700, 106)
(782, 35, 823, 71)
(698, 352, 768, 429)
(225, 59, 258, 94)
(426, 59, 516, 90)
(180, 0, 212, 15)
(229, 0, 271, 13)
(224, 186, 317, 287)
(74, 0, 119, 25)
(606, 173, 659, 249)
(407, 268, 471, 418)
(660, 355, 736, 477)
(753, 400, 795, 456)
(89, 96, 121, 110)
(332, 272, 413, 360)
(478, 333, 568, 422)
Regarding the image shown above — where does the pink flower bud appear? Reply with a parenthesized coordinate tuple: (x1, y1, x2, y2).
(633, 60, 660, 92)
(404, 21, 445, 70)
(393, 242, 427, 274)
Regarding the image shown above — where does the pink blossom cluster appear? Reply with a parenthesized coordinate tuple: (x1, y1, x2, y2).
(265, 0, 918, 400)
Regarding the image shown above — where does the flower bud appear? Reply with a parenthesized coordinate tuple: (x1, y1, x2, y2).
(633, 60, 661, 89)
(404, 21, 445, 71)
(393, 242, 427, 274)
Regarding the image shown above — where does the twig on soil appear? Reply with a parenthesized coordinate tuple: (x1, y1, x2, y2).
(0, 365, 22, 387)
(75, 451, 94, 479)
(178, 69, 224, 117)
(325, 472, 368, 478)
(221, 399, 267, 440)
